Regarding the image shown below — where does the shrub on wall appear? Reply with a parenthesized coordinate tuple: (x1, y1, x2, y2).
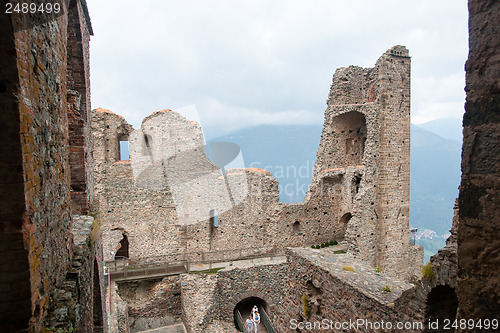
(422, 262, 435, 281)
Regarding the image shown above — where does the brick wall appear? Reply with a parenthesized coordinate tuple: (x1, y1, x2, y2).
(0, 3, 32, 328)
(11, 5, 73, 330)
(67, 0, 94, 214)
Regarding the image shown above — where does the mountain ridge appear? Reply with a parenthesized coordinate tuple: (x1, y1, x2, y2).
(210, 122, 462, 260)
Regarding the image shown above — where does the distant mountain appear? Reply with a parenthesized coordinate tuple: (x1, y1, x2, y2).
(418, 117, 463, 143)
(212, 124, 322, 203)
(410, 125, 462, 235)
(211, 122, 462, 257)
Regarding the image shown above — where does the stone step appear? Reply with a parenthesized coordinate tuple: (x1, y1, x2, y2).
(137, 323, 186, 333)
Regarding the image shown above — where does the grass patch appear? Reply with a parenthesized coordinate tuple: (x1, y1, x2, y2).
(382, 285, 391, 293)
(301, 293, 311, 319)
(190, 267, 224, 274)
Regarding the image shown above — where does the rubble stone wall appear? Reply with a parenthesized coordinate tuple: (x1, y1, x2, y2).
(457, 0, 500, 320)
(0, 1, 103, 331)
(92, 109, 348, 262)
(273, 248, 423, 332)
(93, 46, 420, 282)
(313, 45, 414, 279)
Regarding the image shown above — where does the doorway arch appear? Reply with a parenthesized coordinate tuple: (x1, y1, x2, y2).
(234, 296, 269, 332)
(115, 234, 129, 259)
(327, 111, 367, 168)
(424, 285, 458, 332)
(338, 212, 352, 240)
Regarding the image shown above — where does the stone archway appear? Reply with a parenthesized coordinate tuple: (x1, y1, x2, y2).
(338, 212, 352, 240)
(234, 296, 269, 332)
(424, 285, 458, 332)
(229, 290, 273, 313)
(327, 111, 367, 168)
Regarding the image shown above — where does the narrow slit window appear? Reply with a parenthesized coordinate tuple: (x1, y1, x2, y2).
(210, 209, 219, 227)
(119, 141, 129, 160)
(143, 134, 152, 156)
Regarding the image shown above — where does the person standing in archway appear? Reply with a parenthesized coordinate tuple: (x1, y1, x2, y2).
(251, 305, 258, 317)
(246, 315, 254, 333)
(252, 310, 260, 333)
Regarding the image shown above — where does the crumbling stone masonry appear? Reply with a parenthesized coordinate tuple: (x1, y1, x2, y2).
(92, 108, 347, 262)
(94, 46, 422, 283)
(179, 249, 425, 332)
(0, 1, 104, 331)
(311, 45, 419, 279)
(456, 0, 500, 320)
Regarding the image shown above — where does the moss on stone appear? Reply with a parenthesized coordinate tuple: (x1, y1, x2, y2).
(301, 293, 311, 319)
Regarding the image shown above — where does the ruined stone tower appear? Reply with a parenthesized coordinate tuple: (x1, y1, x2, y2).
(312, 45, 417, 278)
(92, 46, 421, 282)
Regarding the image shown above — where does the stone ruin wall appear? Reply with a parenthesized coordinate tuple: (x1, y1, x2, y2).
(111, 277, 182, 333)
(273, 249, 424, 332)
(93, 46, 421, 282)
(92, 110, 352, 263)
(312, 45, 417, 279)
(0, 0, 105, 331)
(456, 0, 500, 320)
(177, 247, 428, 332)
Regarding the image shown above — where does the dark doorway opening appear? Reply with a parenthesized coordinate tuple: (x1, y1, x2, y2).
(234, 297, 269, 332)
(115, 234, 129, 259)
(424, 285, 458, 332)
(93, 259, 104, 331)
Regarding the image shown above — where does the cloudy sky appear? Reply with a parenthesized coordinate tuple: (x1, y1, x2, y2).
(86, 0, 468, 139)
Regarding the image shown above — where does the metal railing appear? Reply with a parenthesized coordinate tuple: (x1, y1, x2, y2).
(105, 246, 282, 271)
(107, 260, 189, 281)
(105, 246, 285, 281)
(234, 308, 248, 333)
(260, 307, 274, 333)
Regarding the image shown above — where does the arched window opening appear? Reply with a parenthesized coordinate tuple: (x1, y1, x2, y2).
(336, 212, 352, 241)
(340, 212, 352, 225)
(115, 234, 129, 259)
(293, 221, 301, 232)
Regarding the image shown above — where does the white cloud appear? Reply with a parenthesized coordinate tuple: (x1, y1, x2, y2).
(412, 102, 465, 125)
(194, 97, 323, 139)
(86, 0, 468, 131)
(411, 73, 466, 124)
